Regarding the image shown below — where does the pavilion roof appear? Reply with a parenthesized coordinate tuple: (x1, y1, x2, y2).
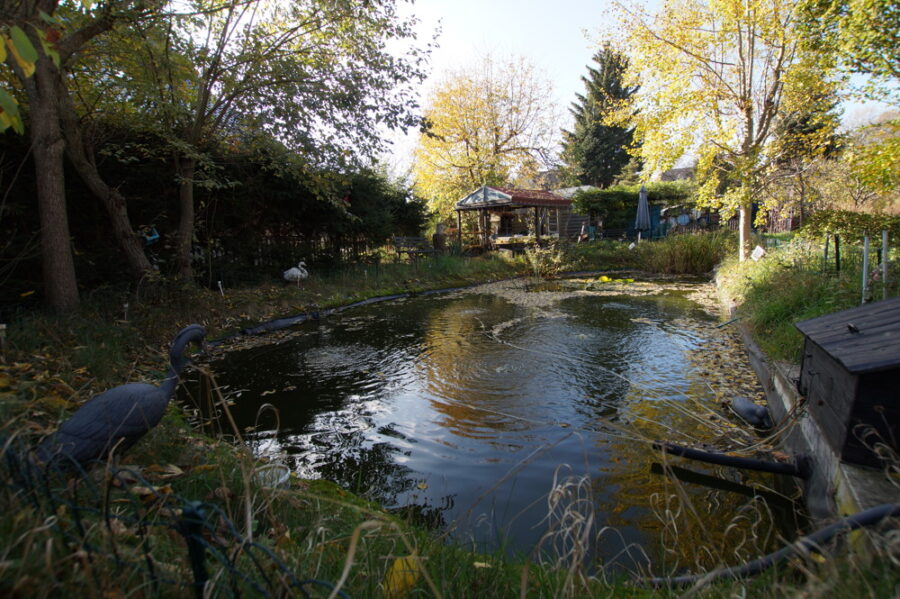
(455, 186, 570, 211)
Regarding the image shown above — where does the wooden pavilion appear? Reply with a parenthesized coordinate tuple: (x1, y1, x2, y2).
(454, 186, 573, 249)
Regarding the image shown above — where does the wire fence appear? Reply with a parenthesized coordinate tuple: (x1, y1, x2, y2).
(0, 442, 348, 598)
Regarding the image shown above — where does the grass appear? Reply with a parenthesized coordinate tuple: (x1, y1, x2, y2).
(3, 237, 900, 597)
(716, 236, 899, 361)
(566, 231, 737, 276)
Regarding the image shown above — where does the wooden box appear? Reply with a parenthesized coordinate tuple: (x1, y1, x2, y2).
(796, 297, 900, 468)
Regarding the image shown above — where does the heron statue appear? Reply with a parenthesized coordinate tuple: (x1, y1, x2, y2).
(36, 324, 207, 467)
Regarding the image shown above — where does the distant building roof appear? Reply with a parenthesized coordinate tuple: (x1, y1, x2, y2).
(660, 167, 695, 181)
(554, 185, 600, 199)
(795, 296, 900, 374)
(455, 186, 570, 211)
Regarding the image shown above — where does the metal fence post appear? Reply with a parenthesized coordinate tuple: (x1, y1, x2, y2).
(862, 235, 870, 304)
(177, 502, 209, 599)
(883, 230, 889, 300)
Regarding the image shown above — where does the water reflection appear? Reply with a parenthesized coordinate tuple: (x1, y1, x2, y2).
(182, 281, 800, 571)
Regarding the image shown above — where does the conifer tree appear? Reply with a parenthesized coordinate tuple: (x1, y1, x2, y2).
(561, 45, 638, 188)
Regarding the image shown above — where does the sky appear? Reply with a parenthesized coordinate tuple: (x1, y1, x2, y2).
(383, 0, 895, 175)
(384, 0, 610, 173)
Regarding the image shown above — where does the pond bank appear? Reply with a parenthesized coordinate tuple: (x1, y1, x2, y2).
(4, 245, 896, 597)
(739, 325, 899, 524)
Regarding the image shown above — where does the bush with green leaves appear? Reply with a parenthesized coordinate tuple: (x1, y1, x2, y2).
(572, 181, 695, 228)
(799, 209, 900, 240)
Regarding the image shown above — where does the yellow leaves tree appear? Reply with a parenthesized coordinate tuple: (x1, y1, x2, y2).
(412, 55, 559, 220)
(612, 0, 839, 259)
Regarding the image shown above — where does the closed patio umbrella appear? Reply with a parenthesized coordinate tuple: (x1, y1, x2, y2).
(635, 184, 651, 240)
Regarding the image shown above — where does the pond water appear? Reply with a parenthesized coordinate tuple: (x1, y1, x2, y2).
(183, 279, 802, 572)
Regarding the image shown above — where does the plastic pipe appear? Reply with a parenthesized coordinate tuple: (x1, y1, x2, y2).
(646, 503, 900, 586)
(653, 442, 811, 479)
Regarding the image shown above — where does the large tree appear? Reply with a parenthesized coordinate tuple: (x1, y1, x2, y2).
(613, 0, 839, 260)
(561, 44, 637, 188)
(412, 55, 559, 219)
(763, 87, 843, 224)
(117, 0, 428, 279)
(1, 0, 156, 311)
(799, 0, 899, 86)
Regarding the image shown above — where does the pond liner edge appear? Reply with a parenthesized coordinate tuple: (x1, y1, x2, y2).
(206, 283, 484, 346)
(204, 271, 711, 348)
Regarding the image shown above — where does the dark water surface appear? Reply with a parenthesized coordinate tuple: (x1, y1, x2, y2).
(183, 281, 801, 571)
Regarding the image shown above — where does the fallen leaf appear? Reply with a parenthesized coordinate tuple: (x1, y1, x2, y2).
(208, 486, 234, 501)
(107, 519, 131, 536)
(383, 556, 421, 599)
(130, 485, 173, 503)
(145, 464, 185, 479)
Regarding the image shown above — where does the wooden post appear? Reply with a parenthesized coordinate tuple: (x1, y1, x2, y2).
(534, 207, 540, 242)
(835, 234, 841, 274)
(862, 235, 870, 304)
(457, 211, 462, 249)
(883, 230, 889, 300)
(824, 235, 830, 268)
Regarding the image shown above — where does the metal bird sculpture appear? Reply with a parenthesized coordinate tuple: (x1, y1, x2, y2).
(37, 324, 207, 467)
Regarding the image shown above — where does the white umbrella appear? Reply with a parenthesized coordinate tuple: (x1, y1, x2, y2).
(635, 184, 651, 240)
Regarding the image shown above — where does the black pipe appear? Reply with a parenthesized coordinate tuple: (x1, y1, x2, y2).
(646, 503, 900, 585)
(649, 463, 796, 510)
(654, 441, 812, 479)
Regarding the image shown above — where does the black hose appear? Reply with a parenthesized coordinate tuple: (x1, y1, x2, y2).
(654, 441, 812, 479)
(646, 503, 900, 586)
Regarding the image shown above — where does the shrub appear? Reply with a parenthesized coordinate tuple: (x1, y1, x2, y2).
(524, 242, 569, 277)
(799, 209, 900, 240)
(571, 181, 696, 228)
(637, 231, 737, 275)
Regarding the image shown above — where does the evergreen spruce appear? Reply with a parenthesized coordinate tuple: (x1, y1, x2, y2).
(561, 45, 638, 188)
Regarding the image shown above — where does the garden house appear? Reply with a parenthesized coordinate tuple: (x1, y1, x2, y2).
(454, 186, 578, 249)
(795, 296, 900, 468)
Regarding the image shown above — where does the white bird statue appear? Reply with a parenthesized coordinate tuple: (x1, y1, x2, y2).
(283, 260, 308, 285)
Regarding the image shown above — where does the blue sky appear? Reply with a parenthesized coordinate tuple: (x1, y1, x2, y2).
(384, 0, 894, 174)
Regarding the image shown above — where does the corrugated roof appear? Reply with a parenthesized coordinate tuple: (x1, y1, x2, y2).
(456, 186, 570, 210)
(795, 296, 900, 374)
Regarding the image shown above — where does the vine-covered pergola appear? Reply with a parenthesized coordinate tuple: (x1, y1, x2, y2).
(454, 186, 572, 248)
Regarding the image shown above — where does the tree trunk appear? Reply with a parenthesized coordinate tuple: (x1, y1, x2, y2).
(28, 59, 79, 311)
(738, 202, 752, 262)
(175, 158, 196, 279)
(56, 80, 153, 279)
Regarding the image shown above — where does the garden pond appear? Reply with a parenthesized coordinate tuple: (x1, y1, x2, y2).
(182, 277, 804, 573)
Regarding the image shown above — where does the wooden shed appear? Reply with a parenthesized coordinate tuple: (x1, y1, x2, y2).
(796, 296, 900, 467)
